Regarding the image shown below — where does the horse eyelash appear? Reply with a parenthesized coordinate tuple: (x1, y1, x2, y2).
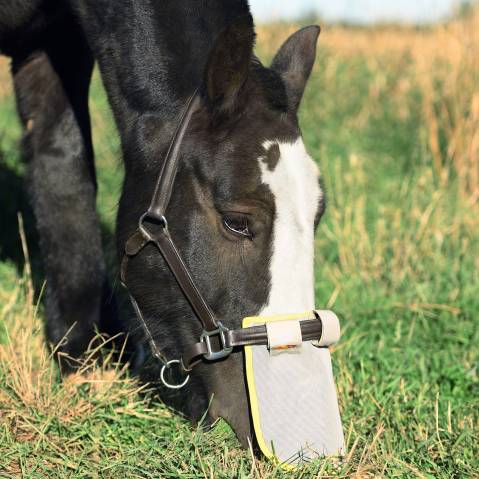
(222, 214, 254, 240)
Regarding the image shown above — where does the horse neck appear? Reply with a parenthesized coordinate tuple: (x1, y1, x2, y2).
(78, 0, 252, 122)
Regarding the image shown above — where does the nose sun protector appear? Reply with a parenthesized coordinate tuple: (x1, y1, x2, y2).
(243, 310, 345, 469)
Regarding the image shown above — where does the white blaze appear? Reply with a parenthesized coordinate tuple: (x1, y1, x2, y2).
(259, 138, 322, 315)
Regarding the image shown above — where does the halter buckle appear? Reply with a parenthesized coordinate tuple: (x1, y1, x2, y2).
(200, 322, 233, 361)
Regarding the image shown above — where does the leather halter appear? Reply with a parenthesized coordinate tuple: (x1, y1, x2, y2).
(120, 92, 323, 385)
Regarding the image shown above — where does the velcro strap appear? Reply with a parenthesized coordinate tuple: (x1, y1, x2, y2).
(181, 319, 323, 371)
(313, 310, 341, 346)
(266, 319, 302, 350)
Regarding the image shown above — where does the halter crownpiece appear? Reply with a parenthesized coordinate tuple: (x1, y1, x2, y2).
(120, 91, 345, 467)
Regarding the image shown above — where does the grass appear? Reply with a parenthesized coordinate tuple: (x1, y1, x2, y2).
(1, 11, 478, 478)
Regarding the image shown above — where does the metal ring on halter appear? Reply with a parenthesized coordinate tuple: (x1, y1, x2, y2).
(138, 211, 168, 240)
(160, 359, 190, 389)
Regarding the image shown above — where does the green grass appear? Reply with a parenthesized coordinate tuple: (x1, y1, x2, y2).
(1, 22, 478, 478)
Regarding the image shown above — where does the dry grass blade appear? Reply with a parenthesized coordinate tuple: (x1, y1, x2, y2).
(0, 221, 145, 455)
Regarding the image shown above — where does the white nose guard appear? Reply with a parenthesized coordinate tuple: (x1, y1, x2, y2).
(243, 310, 345, 469)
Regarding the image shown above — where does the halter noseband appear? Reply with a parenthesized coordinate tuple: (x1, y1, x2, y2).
(120, 91, 324, 388)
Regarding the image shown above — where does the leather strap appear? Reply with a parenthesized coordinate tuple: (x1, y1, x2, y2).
(182, 319, 323, 370)
(128, 293, 168, 364)
(121, 91, 218, 332)
(147, 93, 202, 220)
(121, 227, 218, 333)
(153, 229, 218, 331)
(121, 91, 224, 369)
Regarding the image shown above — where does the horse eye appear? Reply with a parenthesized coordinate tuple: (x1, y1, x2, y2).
(222, 213, 253, 239)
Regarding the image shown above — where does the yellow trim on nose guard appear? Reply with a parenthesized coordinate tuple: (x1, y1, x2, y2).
(243, 310, 344, 471)
(243, 310, 316, 328)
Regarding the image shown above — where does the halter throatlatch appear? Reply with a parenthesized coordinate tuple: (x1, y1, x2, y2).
(120, 91, 345, 466)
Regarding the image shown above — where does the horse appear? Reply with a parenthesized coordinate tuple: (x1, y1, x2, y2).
(0, 0, 324, 446)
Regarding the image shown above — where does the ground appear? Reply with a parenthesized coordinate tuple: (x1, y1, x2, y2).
(0, 12, 478, 479)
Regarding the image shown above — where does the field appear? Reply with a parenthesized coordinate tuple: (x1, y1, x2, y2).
(1, 10, 478, 479)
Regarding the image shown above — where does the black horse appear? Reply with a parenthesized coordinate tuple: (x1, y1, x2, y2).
(0, 0, 323, 445)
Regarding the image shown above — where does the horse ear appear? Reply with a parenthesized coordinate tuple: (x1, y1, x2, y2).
(203, 14, 255, 117)
(271, 25, 320, 112)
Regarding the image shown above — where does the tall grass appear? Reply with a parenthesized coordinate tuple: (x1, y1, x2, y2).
(259, 8, 479, 197)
